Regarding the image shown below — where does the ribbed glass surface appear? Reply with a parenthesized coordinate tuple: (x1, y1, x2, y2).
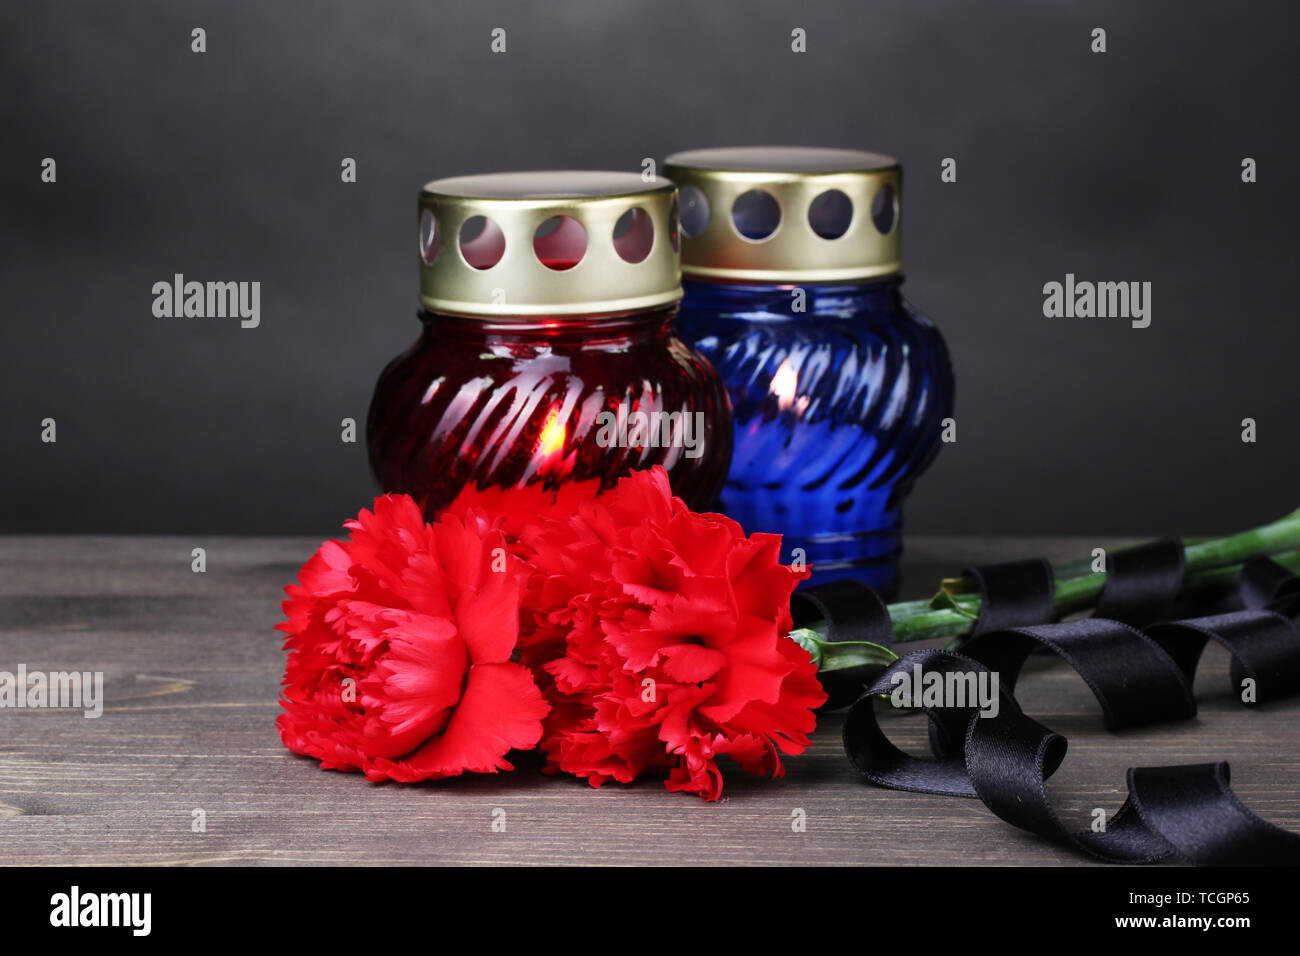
(675, 278, 953, 597)
(368, 308, 732, 517)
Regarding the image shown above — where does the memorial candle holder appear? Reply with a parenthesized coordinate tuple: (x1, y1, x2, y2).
(367, 171, 733, 517)
(665, 147, 954, 597)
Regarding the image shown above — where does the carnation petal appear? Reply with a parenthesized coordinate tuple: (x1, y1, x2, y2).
(381, 662, 548, 778)
(660, 643, 728, 682)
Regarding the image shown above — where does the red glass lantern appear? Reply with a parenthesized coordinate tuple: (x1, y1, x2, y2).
(367, 171, 733, 516)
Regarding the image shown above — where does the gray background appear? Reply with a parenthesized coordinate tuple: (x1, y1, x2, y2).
(3, 0, 1297, 536)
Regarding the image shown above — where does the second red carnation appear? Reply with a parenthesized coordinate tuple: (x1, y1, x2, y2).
(453, 467, 827, 800)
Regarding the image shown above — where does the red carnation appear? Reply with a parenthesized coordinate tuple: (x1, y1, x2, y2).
(454, 467, 827, 800)
(276, 494, 548, 782)
(443, 477, 603, 547)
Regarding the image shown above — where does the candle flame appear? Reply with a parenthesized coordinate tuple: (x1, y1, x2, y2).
(771, 358, 799, 412)
(537, 405, 566, 460)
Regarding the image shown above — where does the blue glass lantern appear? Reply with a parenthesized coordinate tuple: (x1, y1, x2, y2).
(664, 147, 953, 598)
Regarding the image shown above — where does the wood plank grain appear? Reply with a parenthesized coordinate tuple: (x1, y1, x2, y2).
(0, 536, 1295, 865)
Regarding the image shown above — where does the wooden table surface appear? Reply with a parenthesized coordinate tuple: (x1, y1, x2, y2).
(1, 535, 1296, 866)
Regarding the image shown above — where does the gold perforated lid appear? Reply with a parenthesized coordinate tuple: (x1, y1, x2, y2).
(417, 171, 682, 317)
(662, 146, 902, 283)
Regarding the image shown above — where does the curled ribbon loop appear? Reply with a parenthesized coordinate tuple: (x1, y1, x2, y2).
(961, 539, 1188, 638)
(1240, 556, 1300, 616)
(963, 559, 1054, 637)
(1145, 610, 1300, 704)
(839, 582, 1300, 865)
(844, 634, 1300, 865)
(961, 619, 1196, 729)
(815, 550, 1300, 863)
(791, 578, 893, 711)
(1125, 763, 1300, 866)
(1093, 537, 1185, 625)
(964, 703, 1174, 864)
(842, 650, 985, 797)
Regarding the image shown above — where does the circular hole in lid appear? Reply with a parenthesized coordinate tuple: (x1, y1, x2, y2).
(731, 189, 781, 241)
(679, 185, 710, 237)
(458, 215, 506, 269)
(612, 207, 655, 264)
(533, 215, 588, 270)
(871, 183, 897, 235)
(808, 189, 853, 240)
(419, 209, 440, 264)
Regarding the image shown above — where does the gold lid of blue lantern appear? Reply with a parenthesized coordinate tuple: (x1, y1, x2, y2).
(663, 147, 902, 284)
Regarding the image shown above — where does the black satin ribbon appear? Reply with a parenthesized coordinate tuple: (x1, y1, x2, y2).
(791, 578, 893, 711)
(808, 541, 1189, 711)
(1146, 610, 1300, 704)
(842, 602, 1300, 865)
(1240, 555, 1300, 616)
(960, 538, 1187, 637)
(825, 553, 1300, 865)
(962, 619, 1196, 729)
(964, 558, 1055, 637)
(1093, 537, 1185, 625)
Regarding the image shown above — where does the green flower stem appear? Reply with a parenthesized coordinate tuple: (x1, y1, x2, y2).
(809, 543, 1300, 674)
(788, 628, 897, 671)
(919, 550, 1300, 648)
(888, 598, 937, 624)
(941, 509, 1300, 598)
(1046, 537, 1211, 583)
